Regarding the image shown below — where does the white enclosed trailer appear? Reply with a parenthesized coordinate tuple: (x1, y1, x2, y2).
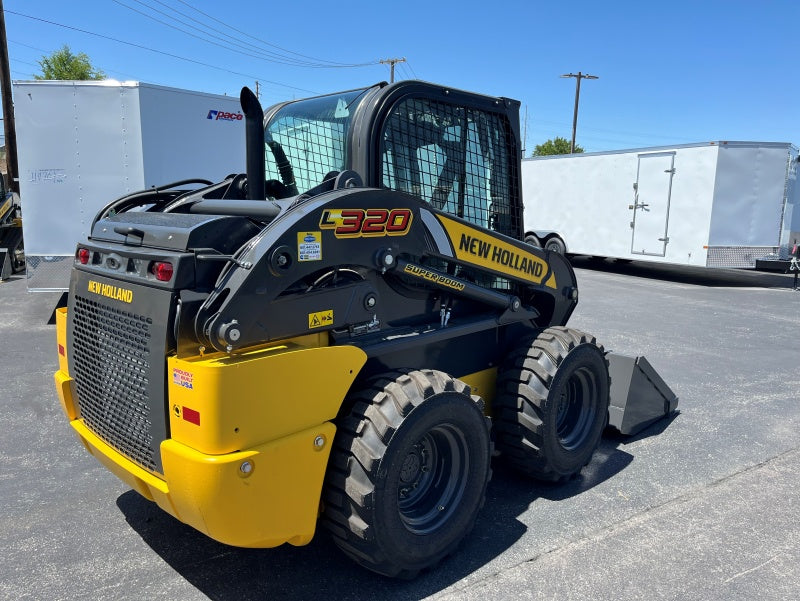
(521, 141, 800, 268)
(13, 80, 247, 290)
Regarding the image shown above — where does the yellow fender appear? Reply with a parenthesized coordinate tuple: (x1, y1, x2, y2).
(56, 308, 368, 547)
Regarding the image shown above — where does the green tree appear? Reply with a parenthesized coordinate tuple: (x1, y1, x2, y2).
(532, 136, 583, 156)
(35, 45, 105, 80)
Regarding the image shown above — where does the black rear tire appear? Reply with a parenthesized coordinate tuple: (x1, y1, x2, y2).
(322, 370, 492, 578)
(493, 327, 609, 481)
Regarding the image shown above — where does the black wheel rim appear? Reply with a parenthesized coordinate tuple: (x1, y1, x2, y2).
(555, 366, 599, 450)
(397, 424, 469, 535)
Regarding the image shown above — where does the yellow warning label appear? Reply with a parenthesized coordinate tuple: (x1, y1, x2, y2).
(297, 231, 322, 261)
(308, 310, 334, 329)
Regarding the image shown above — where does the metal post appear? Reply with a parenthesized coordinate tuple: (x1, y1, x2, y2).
(0, 0, 19, 193)
(561, 72, 598, 153)
(380, 58, 406, 83)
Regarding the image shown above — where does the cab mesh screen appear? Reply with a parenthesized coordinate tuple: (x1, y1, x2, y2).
(381, 97, 519, 237)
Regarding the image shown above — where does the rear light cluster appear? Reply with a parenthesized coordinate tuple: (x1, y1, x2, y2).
(75, 246, 173, 282)
(76, 247, 100, 266)
(151, 261, 174, 282)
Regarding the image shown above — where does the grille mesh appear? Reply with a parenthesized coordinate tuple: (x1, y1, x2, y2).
(71, 295, 157, 472)
(706, 246, 779, 268)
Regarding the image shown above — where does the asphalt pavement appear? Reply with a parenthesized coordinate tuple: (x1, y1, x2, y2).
(1, 259, 798, 601)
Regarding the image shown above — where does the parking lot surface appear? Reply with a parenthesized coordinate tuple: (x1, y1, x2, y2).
(1, 260, 798, 600)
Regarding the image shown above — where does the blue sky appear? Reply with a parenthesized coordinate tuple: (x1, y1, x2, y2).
(4, 0, 800, 153)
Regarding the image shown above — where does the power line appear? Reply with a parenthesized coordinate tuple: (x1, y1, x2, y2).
(8, 38, 182, 84)
(111, 0, 313, 67)
(10, 57, 39, 69)
(527, 125, 688, 152)
(397, 63, 410, 81)
(10, 56, 158, 84)
(397, 61, 417, 82)
(122, 0, 314, 66)
(113, 0, 375, 68)
(4, 9, 319, 95)
(172, 0, 370, 68)
(8, 39, 52, 54)
(532, 116, 696, 144)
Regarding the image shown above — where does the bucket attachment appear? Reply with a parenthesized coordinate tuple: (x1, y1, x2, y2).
(0, 248, 11, 281)
(606, 353, 679, 436)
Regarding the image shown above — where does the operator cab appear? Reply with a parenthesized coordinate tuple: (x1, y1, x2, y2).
(261, 81, 523, 239)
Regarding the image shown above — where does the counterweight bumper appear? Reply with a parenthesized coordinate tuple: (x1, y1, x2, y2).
(54, 307, 369, 548)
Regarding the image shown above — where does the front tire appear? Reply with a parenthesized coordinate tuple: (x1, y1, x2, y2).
(493, 327, 609, 481)
(322, 370, 492, 578)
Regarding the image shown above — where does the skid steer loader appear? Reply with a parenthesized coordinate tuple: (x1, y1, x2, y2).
(54, 80, 677, 578)
(0, 173, 24, 279)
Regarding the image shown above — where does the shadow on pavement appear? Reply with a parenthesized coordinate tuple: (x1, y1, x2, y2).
(115, 433, 637, 600)
(570, 256, 797, 289)
(605, 411, 681, 446)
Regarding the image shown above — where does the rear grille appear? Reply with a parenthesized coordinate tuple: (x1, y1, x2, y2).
(71, 294, 157, 472)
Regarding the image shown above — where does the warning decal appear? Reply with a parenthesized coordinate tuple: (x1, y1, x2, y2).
(298, 231, 322, 262)
(308, 310, 334, 329)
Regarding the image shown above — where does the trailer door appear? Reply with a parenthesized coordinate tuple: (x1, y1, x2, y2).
(631, 152, 675, 256)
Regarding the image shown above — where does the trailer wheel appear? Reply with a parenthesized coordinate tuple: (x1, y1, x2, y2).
(524, 234, 542, 248)
(493, 327, 609, 481)
(322, 369, 492, 578)
(11, 239, 24, 273)
(545, 236, 566, 255)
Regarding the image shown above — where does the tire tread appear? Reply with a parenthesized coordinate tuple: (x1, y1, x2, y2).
(493, 326, 609, 481)
(321, 369, 492, 578)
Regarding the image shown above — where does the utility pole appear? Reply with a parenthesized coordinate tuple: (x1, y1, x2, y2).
(380, 57, 406, 83)
(522, 105, 528, 157)
(560, 71, 598, 153)
(0, 0, 19, 193)
(255, 80, 260, 100)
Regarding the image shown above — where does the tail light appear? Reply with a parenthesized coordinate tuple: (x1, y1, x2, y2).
(77, 248, 90, 265)
(151, 261, 174, 282)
